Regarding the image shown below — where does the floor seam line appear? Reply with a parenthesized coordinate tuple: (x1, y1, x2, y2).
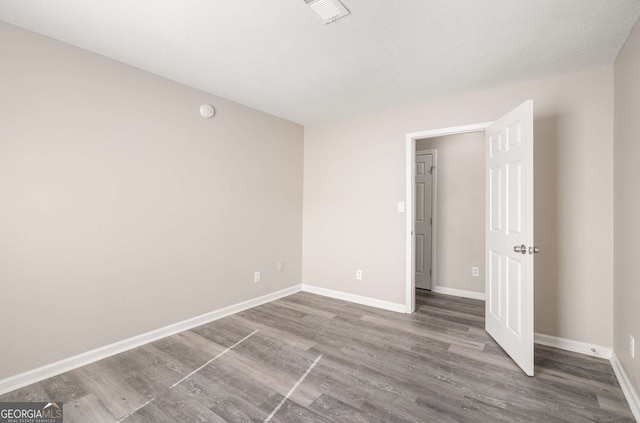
(264, 354, 323, 423)
(115, 398, 156, 423)
(115, 329, 259, 422)
(169, 329, 259, 389)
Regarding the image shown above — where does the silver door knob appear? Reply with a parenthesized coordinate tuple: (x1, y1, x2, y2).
(529, 246, 540, 254)
(514, 244, 527, 254)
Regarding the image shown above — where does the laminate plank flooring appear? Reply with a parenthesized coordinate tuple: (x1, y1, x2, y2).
(0, 290, 635, 422)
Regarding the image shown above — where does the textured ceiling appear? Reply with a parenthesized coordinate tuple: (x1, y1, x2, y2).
(1, 1, 639, 124)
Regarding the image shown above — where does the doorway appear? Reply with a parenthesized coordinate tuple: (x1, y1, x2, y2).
(415, 133, 487, 300)
(405, 122, 492, 312)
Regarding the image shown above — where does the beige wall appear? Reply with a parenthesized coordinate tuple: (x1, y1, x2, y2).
(0, 22, 303, 380)
(614, 17, 640, 398)
(0, 16, 625, 386)
(416, 133, 485, 294)
(304, 66, 614, 348)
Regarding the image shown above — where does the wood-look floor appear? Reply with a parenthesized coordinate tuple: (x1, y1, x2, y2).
(0, 290, 634, 422)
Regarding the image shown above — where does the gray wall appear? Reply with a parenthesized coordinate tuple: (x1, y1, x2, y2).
(0, 22, 304, 380)
(614, 16, 640, 399)
(416, 132, 485, 295)
(303, 66, 614, 348)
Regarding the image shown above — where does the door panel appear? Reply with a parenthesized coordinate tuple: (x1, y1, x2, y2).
(416, 234, 424, 274)
(416, 182, 425, 222)
(489, 167, 502, 232)
(506, 256, 522, 336)
(489, 250, 502, 319)
(485, 100, 534, 376)
(506, 162, 522, 235)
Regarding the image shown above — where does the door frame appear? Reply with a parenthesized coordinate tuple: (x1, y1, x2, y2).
(405, 122, 492, 313)
(415, 149, 437, 291)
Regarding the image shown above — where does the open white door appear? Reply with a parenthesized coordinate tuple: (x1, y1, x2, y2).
(485, 100, 536, 376)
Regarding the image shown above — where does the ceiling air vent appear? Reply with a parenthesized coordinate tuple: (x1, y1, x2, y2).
(305, 0, 350, 24)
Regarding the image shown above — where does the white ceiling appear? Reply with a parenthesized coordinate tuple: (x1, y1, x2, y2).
(1, 1, 639, 124)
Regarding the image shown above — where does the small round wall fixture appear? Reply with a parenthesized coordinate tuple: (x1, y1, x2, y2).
(199, 104, 215, 119)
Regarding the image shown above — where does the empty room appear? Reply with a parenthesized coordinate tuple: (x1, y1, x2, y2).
(1, 1, 639, 422)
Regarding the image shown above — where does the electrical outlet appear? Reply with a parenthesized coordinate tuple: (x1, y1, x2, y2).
(631, 335, 635, 358)
(254, 271, 261, 283)
(472, 267, 479, 277)
(397, 202, 405, 213)
(356, 269, 363, 280)
(277, 261, 284, 272)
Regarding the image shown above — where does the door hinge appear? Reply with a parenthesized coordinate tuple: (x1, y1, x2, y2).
(429, 268, 432, 276)
(430, 217, 432, 225)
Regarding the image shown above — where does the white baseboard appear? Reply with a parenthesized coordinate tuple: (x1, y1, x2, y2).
(611, 351, 640, 422)
(534, 333, 612, 359)
(300, 284, 406, 313)
(0, 285, 301, 396)
(432, 285, 486, 301)
(535, 334, 639, 420)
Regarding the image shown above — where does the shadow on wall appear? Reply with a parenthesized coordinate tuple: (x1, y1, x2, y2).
(533, 113, 560, 337)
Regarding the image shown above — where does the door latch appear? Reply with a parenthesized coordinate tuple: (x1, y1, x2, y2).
(514, 245, 540, 254)
(513, 245, 527, 254)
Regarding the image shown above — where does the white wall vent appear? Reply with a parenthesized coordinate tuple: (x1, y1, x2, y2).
(305, 0, 350, 24)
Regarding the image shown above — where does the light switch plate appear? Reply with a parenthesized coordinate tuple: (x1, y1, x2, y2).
(397, 202, 405, 213)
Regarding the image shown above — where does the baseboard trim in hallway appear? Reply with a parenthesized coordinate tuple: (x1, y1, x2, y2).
(431, 285, 486, 301)
(0, 285, 301, 396)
